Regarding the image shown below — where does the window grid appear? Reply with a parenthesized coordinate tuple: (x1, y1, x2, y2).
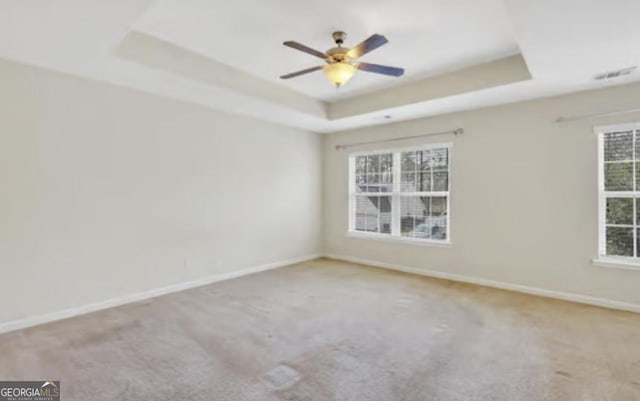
(598, 125, 640, 260)
(634, 130, 637, 258)
(349, 144, 451, 243)
(605, 132, 637, 257)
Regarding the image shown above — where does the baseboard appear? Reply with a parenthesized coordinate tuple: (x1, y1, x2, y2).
(4, 252, 636, 335)
(324, 253, 640, 314)
(0, 254, 320, 335)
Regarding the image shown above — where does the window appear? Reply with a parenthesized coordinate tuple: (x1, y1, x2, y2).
(349, 143, 451, 244)
(597, 123, 640, 262)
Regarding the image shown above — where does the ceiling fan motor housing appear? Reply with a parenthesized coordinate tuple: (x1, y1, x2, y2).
(326, 32, 351, 64)
(326, 47, 351, 64)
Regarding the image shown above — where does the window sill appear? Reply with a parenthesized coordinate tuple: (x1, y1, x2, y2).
(592, 257, 640, 271)
(346, 232, 453, 248)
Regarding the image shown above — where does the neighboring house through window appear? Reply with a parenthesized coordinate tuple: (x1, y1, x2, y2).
(348, 143, 451, 244)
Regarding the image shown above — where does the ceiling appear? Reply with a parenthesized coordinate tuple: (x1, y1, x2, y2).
(1, 0, 639, 133)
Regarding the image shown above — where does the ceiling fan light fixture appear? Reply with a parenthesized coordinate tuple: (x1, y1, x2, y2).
(323, 62, 356, 87)
(280, 32, 403, 86)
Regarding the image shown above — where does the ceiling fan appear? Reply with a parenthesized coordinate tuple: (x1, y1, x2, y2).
(280, 31, 405, 88)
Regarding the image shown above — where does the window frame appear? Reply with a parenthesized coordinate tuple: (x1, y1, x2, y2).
(348, 142, 452, 246)
(595, 122, 640, 269)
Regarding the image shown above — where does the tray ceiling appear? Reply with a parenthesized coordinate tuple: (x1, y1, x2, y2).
(0, 0, 639, 133)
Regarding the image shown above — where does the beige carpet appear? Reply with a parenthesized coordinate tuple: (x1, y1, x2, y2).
(1, 258, 639, 400)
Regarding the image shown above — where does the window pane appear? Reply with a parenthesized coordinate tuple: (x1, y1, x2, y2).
(380, 213, 392, 234)
(400, 196, 447, 240)
(380, 175, 392, 192)
(355, 156, 367, 176)
(364, 173, 379, 192)
(400, 147, 448, 193)
(401, 196, 428, 238)
(401, 172, 416, 192)
(366, 154, 380, 175)
(433, 170, 449, 191)
(605, 162, 633, 191)
(606, 226, 633, 257)
(431, 196, 447, 214)
(418, 171, 431, 192)
(354, 195, 391, 234)
(401, 151, 417, 172)
(355, 196, 373, 232)
(604, 131, 633, 161)
(380, 153, 393, 192)
(354, 153, 392, 193)
(380, 153, 393, 176)
(416, 150, 431, 171)
(606, 198, 633, 225)
(431, 148, 449, 168)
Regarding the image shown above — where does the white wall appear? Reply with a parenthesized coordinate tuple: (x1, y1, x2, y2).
(0, 59, 322, 324)
(323, 82, 640, 307)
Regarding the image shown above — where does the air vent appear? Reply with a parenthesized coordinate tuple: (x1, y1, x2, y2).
(594, 66, 637, 81)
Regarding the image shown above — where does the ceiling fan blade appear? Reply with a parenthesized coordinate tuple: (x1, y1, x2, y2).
(283, 41, 327, 59)
(357, 62, 404, 77)
(280, 66, 323, 79)
(347, 34, 389, 58)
